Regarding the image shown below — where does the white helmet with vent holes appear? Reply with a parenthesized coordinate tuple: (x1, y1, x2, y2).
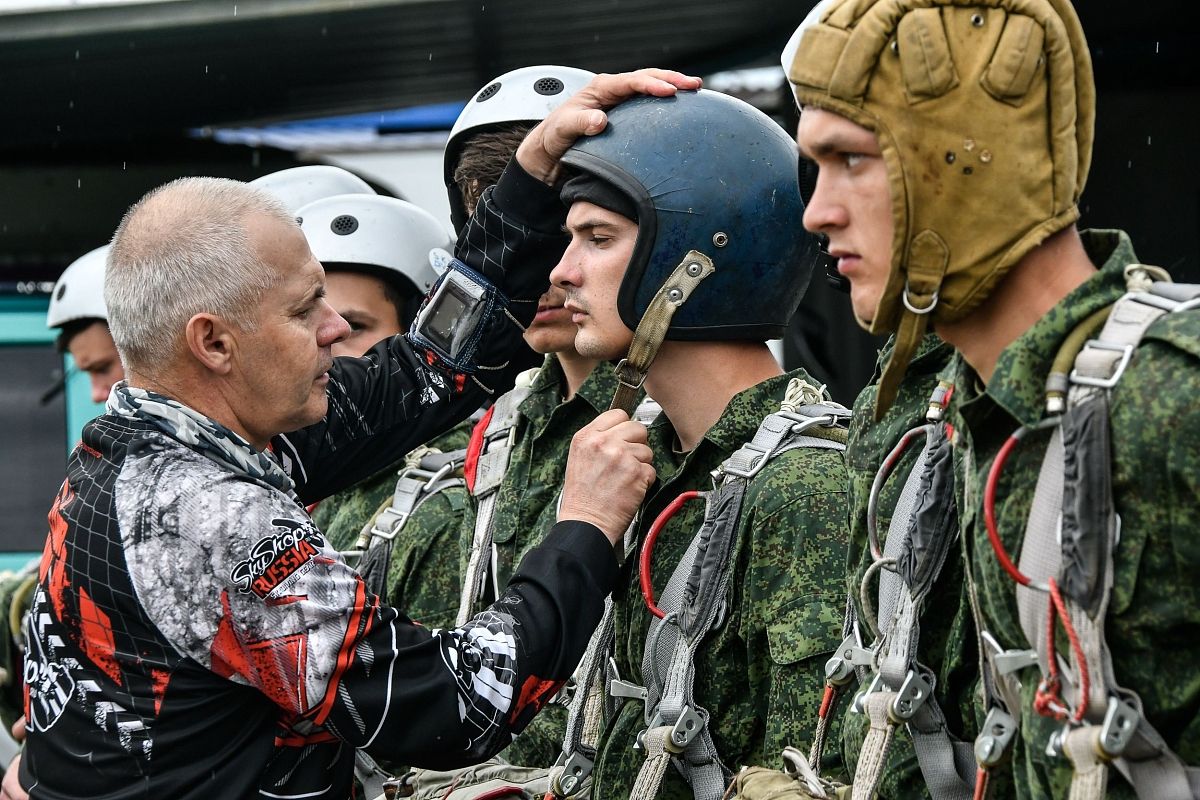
(249, 165, 375, 214)
(444, 65, 595, 230)
(296, 194, 451, 297)
(47, 245, 109, 328)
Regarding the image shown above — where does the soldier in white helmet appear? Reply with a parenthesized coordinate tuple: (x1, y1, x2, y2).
(45, 245, 124, 404)
(248, 164, 375, 216)
(299, 195, 458, 566)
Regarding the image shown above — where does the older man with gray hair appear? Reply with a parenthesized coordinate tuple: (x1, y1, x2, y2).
(11, 157, 665, 798)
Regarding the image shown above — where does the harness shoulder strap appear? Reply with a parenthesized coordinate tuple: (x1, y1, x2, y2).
(630, 390, 850, 800)
(1014, 280, 1200, 800)
(457, 384, 534, 625)
(355, 446, 468, 600)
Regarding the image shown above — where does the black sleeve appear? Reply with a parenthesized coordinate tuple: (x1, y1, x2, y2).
(273, 159, 569, 503)
(320, 521, 618, 769)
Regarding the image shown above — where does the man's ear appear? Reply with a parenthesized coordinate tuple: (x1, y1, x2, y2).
(184, 313, 236, 375)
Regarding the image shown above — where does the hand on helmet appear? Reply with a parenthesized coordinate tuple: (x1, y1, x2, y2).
(516, 68, 702, 185)
(559, 408, 656, 544)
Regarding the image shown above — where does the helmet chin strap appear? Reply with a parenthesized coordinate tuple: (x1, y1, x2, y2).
(609, 250, 716, 415)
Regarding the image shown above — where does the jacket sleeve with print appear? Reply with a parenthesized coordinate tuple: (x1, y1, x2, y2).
(121, 438, 617, 772)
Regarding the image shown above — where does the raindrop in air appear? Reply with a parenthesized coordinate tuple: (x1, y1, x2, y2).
(233, 4, 238, 16)
(77, 179, 82, 189)
(123, 162, 127, 170)
(74, 50, 80, 60)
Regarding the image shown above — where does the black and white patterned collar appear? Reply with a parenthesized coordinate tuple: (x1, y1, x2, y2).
(108, 382, 296, 496)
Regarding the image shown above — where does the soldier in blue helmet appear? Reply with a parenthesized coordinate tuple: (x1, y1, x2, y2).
(459, 80, 852, 800)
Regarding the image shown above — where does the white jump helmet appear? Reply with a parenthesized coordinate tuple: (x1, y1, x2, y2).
(444, 64, 595, 231)
(47, 245, 109, 328)
(296, 194, 452, 298)
(249, 165, 376, 214)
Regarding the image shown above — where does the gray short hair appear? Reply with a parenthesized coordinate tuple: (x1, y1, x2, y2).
(105, 177, 296, 373)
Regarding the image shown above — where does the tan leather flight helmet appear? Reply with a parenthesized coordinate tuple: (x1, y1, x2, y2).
(784, 0, 1095, 416)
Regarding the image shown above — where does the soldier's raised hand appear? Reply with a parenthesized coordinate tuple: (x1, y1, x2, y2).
(516, 68, 702, 185)
(559, 409, 656, 544)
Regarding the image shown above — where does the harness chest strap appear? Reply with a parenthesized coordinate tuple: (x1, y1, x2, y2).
(1010, 282, 1200, 800)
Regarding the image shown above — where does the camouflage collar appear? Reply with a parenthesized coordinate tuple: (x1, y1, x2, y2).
(654, 368, 816, 459)
(523, 355, 621, 424)
(949, 229, 1136, 428)
(108, 382, 296, 496)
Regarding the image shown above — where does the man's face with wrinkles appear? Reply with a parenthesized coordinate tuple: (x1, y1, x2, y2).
(231, 213, 350, 444)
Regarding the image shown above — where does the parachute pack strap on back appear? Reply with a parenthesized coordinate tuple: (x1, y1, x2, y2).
(456, 385, 532, 626)
(354, 447, 469, 599)
(1013, 282, 1200, 800)
(629, 403, 849, 800)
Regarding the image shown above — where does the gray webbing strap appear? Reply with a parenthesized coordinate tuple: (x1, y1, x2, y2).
(633, 403, 848, 800)
(1016, 427, 1065, 675)
(853, 692, 898, 800)
(356, 448, 467, 600)
(354, 749, 392, 799)
(1013, 285, 1200, 800)
(549, 597, 615, 798)
(457, 385, 532, 626)
(857, 423, 973, 800)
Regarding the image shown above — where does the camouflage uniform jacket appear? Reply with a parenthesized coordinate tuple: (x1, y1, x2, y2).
(463, 355, 622, 769)
(310, 421, 472, 630)
(839, 334, 977, 799)
(591, 370, 850, 800)
(461, 355, 620, 594)
(944, 230, 1200, 798)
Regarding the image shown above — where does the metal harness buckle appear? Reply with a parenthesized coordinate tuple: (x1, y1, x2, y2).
(825, 635, 873, 686)
(888, 670, 932, 723)
(1070, 340, 1135, 389)
(1098, 696, 1140, 759)
(554, 751, 595, 796)
(369, 461, 457, 542)
(974, 706, 1018, 768)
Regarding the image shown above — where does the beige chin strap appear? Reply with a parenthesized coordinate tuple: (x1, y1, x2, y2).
(609, 251, 716, 416)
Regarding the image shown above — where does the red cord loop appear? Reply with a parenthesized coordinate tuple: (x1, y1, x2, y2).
(1032, 578, 1091, 724)
(640, 491, 706, 619)
(983, 429, 1036, 587)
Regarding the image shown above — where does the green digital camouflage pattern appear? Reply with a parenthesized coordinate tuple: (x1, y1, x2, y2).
(944, 230, 1200, 798)
(310, 421, 472, 630)
(460, 356, 620, 592)
(0, 562, 37, 733)
(591, 370, 850, 800)
(467, 355, 622, 769)
(839, 334, 979, 799)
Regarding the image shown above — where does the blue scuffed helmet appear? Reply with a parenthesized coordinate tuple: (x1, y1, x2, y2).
(559, 89, 817, 341)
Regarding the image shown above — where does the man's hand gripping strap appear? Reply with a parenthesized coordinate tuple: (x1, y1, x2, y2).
(411, 258, 508, 375)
